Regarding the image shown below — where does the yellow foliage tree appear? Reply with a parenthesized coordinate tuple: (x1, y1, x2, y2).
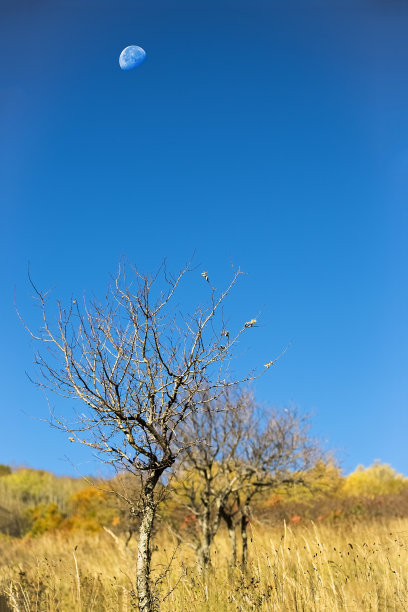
(27, 503, 64, 536)
(0, 468, 83, 511)
(343, 461, 408, 498)
(270, 459, 343, 503)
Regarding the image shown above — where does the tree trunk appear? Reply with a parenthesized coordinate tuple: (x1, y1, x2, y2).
(197, 498, 224, 570)
(197, 541, 211, 569)
(136, 471, 161, 612)
(221, 510, 237, 566)
(240, 503, 250, 566)
(197, 503, 212, 570)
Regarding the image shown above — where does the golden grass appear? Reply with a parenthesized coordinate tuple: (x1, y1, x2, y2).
(1, 518, 408, 611)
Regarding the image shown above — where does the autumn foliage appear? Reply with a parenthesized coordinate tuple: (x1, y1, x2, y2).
(1, 460, 408, 541)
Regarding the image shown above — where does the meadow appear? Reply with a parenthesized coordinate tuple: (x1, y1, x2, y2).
(1, 517, 408, 611)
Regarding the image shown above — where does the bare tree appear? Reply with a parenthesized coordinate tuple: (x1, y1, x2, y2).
(20, 262, 265, 612)
(172, 390, 320, 568)
(171, 389, 253, 568)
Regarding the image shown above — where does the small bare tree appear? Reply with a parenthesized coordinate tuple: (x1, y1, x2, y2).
(173, 390, 320, 567)
(20, 262, 266, 612)
(171, 389, 253, 568)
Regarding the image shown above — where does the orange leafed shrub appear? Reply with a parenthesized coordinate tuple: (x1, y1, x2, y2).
(65, 487, 117, 532)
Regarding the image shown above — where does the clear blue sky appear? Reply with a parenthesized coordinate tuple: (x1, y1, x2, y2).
(1, 0, 407, 476)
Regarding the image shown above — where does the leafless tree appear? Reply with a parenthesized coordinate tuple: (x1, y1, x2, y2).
(172, 390, 320, 568)
(20, 262, 266, 612)
(171, 389, 252, 568)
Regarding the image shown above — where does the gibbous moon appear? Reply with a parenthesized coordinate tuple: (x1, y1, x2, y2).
(119, 45, 147, 70)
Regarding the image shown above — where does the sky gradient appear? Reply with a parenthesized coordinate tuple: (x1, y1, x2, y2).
(1, 0, 407, 476)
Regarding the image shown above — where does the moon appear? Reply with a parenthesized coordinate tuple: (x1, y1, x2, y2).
(119, 46, 147, 71)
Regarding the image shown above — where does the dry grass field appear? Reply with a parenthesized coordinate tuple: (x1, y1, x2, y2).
(1, 518, 407, 611)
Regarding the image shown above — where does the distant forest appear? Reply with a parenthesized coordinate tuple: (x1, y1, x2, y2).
(1, 461, 407, 541)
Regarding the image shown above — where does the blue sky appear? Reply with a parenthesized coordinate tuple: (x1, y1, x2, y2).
(1, 0, 407, 476)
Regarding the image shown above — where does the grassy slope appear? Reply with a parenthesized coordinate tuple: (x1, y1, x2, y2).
(1, 518, 408, 611)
